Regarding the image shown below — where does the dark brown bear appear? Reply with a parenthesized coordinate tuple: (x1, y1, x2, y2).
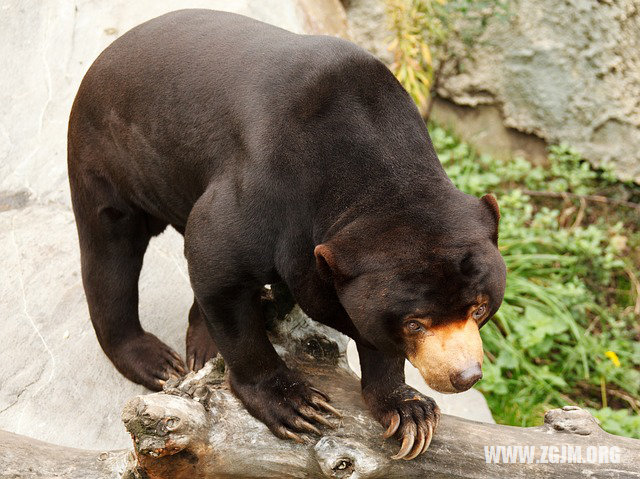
(68, 9, 506, 460)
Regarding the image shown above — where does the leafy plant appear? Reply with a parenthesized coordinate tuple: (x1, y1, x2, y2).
(385, 0, 507, 112)
(386, 0, 448, 110)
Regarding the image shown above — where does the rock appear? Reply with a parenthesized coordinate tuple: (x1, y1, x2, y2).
(344, 0, 640, 182)
(429, 99, 550, 166)
(0, 0, 348, 207)
(0, 202, 192, 449)
(433, 0, 640, 180)
(297, 0, 348, 37)
(344, 0, 393, 65)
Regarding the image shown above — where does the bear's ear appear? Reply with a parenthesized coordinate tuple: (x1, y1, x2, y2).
(481, 193, 500, 221)
(314, 243, 350, 284)
(481, 194, 500, 244)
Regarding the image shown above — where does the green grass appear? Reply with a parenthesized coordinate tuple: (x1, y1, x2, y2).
(429, 126, 640, 437)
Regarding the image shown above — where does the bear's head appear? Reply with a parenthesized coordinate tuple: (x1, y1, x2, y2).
(315, 192, 505, 393)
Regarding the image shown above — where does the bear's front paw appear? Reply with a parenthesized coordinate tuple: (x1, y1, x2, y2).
(230, 367, 342, 443)
(364, 384, 440, 460)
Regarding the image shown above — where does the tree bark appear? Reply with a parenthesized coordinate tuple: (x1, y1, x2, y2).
(2, 298, 639, 478)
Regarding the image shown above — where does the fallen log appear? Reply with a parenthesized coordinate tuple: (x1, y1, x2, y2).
(2, 299, 639, 478)
(120, 305, 640, 479)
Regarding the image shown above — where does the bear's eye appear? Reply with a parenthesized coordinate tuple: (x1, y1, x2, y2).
(405, 320, 422, 333)
(472, 304, 488, 320)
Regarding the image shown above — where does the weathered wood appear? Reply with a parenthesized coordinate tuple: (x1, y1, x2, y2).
(0, 430, 131, 478)
(119, 306, 640, 479)
(2, 302, 639, 478)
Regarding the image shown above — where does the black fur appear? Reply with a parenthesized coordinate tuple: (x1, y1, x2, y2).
(68, 10, 506, 447)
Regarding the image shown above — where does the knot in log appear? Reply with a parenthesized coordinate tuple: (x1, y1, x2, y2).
(543, 405, 602, 436)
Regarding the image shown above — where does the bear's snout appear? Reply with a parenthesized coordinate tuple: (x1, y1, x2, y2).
(449, 362, 483, 392)
(407, 317, 484, 394)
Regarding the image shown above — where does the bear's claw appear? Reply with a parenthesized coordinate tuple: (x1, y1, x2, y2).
(311, 397, 343, 418)
(110, 332, 188, 391)
(386, 391, 439, 460)
(230, 367, 342, 444)
(186, 312, 219, 372)
(365, 384, 440, 460)
(282, 429, 305, 444)
(383, 412, 401, 438)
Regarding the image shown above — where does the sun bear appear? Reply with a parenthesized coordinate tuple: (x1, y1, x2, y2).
(68, 9, 506, 460)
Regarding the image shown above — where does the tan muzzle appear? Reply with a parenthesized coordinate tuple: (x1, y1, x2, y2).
(407, 318, 484, 393)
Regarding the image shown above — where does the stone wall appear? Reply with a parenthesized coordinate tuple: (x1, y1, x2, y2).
(345, 0, 640, 181)
(438, 0, 640, 180)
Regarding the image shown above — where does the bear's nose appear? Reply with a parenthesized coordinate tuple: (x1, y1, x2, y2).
(450, 363, 483, 392)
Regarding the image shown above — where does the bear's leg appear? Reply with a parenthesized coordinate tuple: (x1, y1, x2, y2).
(170, 224, 219, 372)
(357, 342, 441, 460)
(185, 193, 341, 442)
(195, 287, 341, 441)
(185, 299, 218, 372)
(69, 172, 186, 391)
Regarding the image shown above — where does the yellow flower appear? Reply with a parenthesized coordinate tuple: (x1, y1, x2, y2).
(605, 351, 621, 368)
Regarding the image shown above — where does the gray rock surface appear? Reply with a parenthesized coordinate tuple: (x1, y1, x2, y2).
(0, 0, 347, 208)
(344, 0, 393, 65)
(344, 0, 640, 182)
(1, 202, 192, 450)
(0, 0, 492, 451)
(436, 0, 640, 181)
